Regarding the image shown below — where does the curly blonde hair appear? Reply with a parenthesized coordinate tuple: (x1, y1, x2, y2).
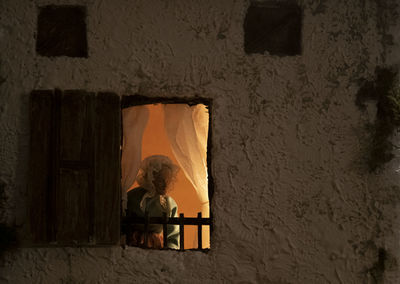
(136, 155, 179, 196)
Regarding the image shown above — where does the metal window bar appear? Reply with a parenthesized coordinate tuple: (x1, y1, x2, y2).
(143, 211, 149, 247)
(122, 212, 211, 250)
(197, 212, 202, 250)
(179, 213, 184, 251)
(162, 212, 168, 248)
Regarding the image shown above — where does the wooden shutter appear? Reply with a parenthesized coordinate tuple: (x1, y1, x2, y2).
(28, 90, 121, 245)
(94, 92, 121, 244)
(28, 90, 54, 243)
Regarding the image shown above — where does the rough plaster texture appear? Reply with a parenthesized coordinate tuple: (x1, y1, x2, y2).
(1, 0, 400, 283)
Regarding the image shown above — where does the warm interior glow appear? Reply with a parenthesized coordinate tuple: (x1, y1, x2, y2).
(128, 104, 208, 249)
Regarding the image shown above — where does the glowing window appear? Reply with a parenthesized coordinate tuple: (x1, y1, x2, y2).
(121, 97, 212, 250)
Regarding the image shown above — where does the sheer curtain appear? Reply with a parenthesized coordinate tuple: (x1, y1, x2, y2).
(163, 104, 210, 248)
(121, 105, 149, 213)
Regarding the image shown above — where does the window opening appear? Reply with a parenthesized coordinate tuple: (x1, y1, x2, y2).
(244, 1, 302, 56)
(121, 100, 212, 250)
(36, 5, 88, 57)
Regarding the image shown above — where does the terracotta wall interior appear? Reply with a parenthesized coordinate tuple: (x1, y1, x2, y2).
(128, 103, 207, 249)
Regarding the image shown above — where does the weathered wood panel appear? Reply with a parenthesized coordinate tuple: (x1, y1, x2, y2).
(94, 92, 121, 244)
(29, 89, 121, 246)
(60, 90, 94, 162)
(57, 90, 94, 244)
(56, 168, 90, 244)
(28, 90, 53, 243)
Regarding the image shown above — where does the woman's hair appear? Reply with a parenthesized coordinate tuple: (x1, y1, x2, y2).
(136, 155, 179, 195)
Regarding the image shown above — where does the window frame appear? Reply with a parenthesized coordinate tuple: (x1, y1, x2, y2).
(121, 95, 214, 251)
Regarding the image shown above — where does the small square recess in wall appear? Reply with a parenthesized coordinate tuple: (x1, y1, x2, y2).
(244, 2, 302, 56)
(36, 5, 87, 57)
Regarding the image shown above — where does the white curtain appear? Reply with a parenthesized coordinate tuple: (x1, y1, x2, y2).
(163, 104, 210, 248)
(121, 105, 149, 213)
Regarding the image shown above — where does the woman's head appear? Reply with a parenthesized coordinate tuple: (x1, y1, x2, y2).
(136, 155, 179, 195)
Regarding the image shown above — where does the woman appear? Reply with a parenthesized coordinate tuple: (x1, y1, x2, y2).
(127, 155, 180, 249)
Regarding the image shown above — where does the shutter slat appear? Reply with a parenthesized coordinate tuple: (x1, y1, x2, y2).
(56, 90, 94, 244)
(60, 90, 94, 162)
(28, 90, 53, 243)
(94, 92, 121, 244)
(57, 168, 90, 243)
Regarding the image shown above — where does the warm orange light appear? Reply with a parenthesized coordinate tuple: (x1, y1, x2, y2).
(129, 104, 204, 249)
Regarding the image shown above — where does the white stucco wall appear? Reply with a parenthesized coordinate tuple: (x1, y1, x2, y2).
(1, 0, 399, 283)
